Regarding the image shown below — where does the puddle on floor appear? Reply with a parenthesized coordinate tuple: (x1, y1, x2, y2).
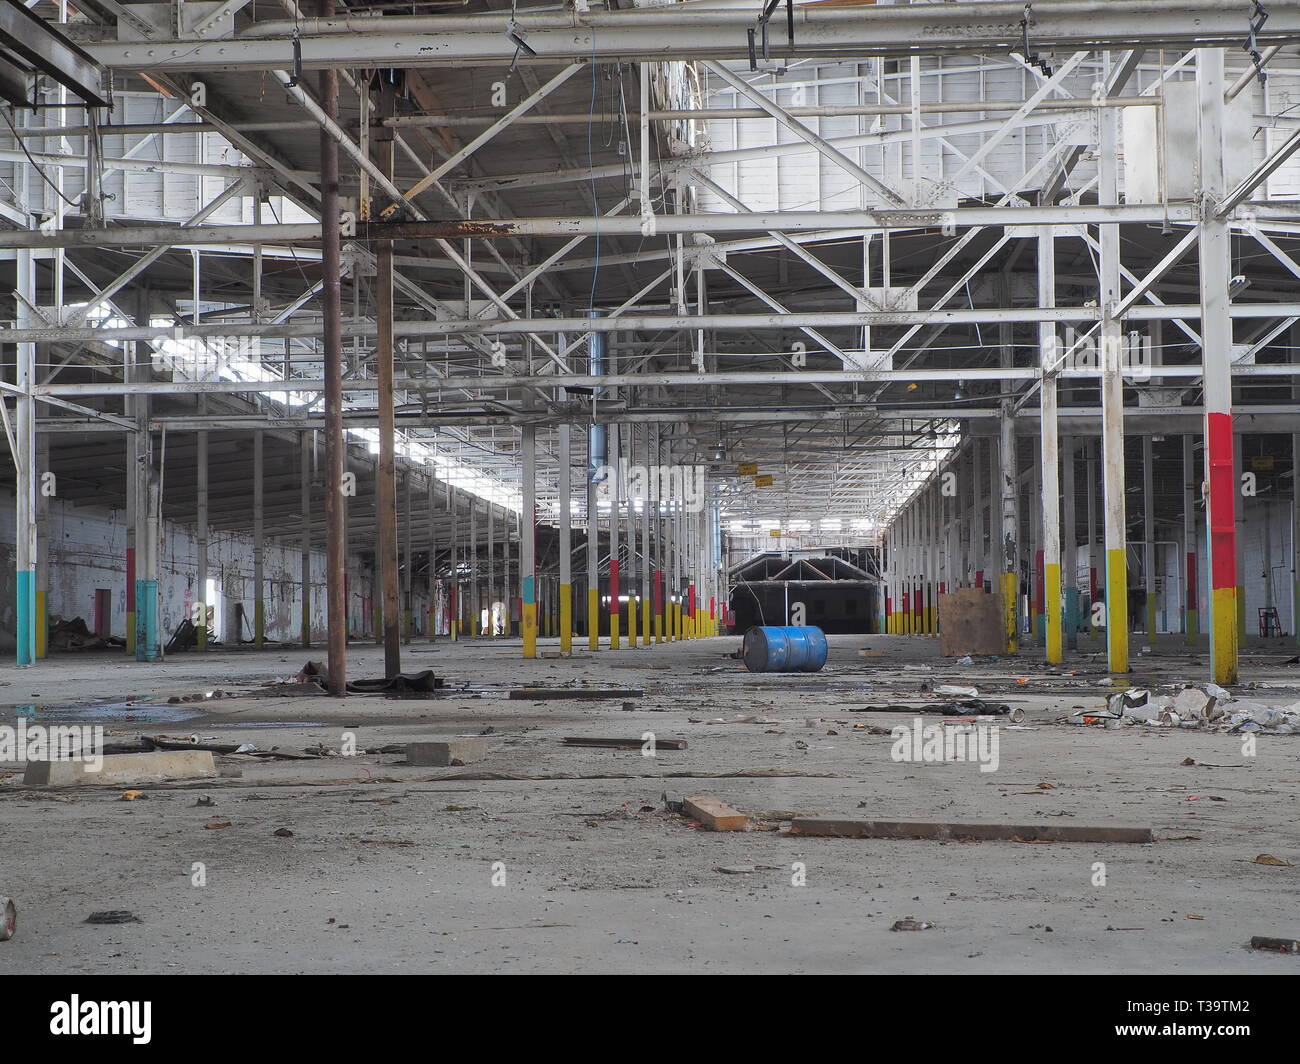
(0, 701, 203, 724)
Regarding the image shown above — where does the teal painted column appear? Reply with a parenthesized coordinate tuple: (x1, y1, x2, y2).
(1064, 587, 1081, 651)
(16, 569, 36, 666)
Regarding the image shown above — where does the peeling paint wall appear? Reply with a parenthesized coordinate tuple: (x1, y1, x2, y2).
(0, 495, 432, 647)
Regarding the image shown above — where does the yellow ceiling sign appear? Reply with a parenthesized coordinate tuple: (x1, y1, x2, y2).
(737, 462, 758, 476)
(753, 474, 774, 487)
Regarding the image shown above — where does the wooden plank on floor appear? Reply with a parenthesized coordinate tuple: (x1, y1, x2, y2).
(787, 818, 1153, 844)
(683, 795, 749, 831)
(561, 737, 687, 749)
(509, 688, 644, 700)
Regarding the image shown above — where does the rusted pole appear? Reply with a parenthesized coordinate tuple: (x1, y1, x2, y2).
(375, 75, 402, 677)
(320, 0, 347, 696)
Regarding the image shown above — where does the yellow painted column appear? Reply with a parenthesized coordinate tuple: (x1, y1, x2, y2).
(1045, 562, 1062, 663)
(523, 602, 537, 659)
(643, 597, 652, 647)
(1106, 548, 1129, 674)
(627, 595, 637, 648)
(588, 587, 599, 650)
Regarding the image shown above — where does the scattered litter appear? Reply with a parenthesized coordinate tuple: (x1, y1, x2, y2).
(687, 714, 776, 724)
(264, 661, 446, 697)
(0, 897, 14, 941)
(954, 655, 974, 666)
(204, 820, 233, 829)
(193, 796, 214, 807)
(891, 919, 934, 932)
(85, 911, 140, 925)
(272, 827, 294, 838)
(934, 684, 979, 698)
(1090, 683, 1300, 734)
(1250, 936, 1300, 953)
(119, 790, 145, 801)
(1252, 853, 1293, 867)
(715, 865, 757, 875)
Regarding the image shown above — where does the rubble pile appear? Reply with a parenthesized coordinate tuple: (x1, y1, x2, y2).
(1101, 683, 1300, 734)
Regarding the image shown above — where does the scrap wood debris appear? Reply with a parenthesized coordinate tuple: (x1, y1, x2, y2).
(509, 687, 643, 700)
(561, 737, 688, 749)
(855, 698, 1012, 717)
(47, 616, 125, 651)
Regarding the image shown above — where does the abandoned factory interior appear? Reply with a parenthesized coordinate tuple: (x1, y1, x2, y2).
(2, 0, 1300, 989)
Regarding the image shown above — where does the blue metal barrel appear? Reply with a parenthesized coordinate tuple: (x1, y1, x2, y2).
(741, 625, 828, 673)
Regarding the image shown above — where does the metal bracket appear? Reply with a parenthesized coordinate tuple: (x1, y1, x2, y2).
(1017, 4, 1054, 77)
(1244, 0, 1269, 87)
(284, 29, 302, 88)
(747, 0, 794, 72)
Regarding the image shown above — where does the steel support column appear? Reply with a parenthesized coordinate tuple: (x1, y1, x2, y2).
(559, 422, 573, 653)
(1198, 48, 1239, 685)
(1099, 104, 1130, 674)
(1039, 226, 1063, 662)
(13, 249, 37, 667)
(521, 425, 538, 658)
(253, 430, 264, 647)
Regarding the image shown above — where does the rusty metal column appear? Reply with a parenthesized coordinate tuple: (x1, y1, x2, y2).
(1198, 48, 1239, 685)
(373, 77, 401, 676)
(403, 470, 412, 644)
(320, 0, 347, 695)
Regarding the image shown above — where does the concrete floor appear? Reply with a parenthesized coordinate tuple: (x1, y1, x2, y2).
(2, 632, 1298, 974)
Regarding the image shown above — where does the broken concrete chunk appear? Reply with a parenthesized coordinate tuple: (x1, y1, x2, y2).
(935, 684, 978, 698)
(406, 738, 489, 767)
(1173, 688, 1213, 720)
(23, 750, 217, 787)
